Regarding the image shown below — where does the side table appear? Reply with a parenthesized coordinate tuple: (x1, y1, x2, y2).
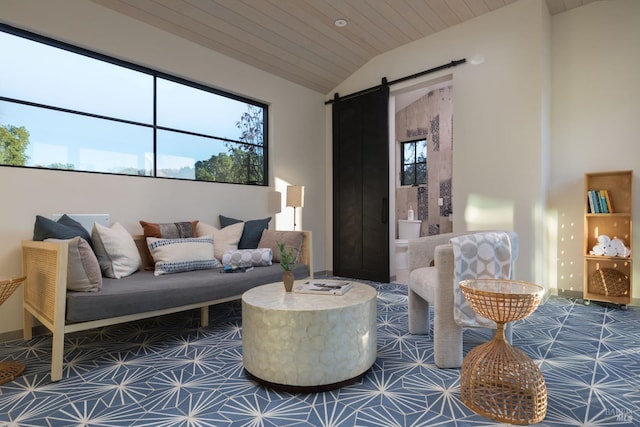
(459, 279, 546, 425)
(0, 276, 27, 384)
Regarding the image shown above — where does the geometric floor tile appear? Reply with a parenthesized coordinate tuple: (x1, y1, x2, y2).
(0, 280, 638, 426)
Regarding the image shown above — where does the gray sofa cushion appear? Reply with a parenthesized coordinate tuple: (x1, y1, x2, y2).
(65, 263, 309, 323)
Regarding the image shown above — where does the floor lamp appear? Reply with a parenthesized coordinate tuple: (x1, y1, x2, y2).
(286, 185, 304, 231)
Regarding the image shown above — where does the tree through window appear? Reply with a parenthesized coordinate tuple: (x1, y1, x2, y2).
(0, 24, 267, 185)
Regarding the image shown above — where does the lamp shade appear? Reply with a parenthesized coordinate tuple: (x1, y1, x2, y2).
(286, 185, 304, 208)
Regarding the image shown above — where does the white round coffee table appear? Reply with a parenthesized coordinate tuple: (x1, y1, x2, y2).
(242, 280, 377, 392)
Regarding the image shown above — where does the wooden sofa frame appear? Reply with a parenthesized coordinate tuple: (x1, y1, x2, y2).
(21, 230, 312, 382)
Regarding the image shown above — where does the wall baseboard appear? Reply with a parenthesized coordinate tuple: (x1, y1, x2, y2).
(552, 288, 638, 307)
(314, 270, 333, 278)
(0, 325, 49, 344)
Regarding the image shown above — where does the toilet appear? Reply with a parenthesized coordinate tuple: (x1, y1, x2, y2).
(395, 219, 422, 272)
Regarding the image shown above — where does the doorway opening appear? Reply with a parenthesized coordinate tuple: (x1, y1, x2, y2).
(392, 79, 453, 283)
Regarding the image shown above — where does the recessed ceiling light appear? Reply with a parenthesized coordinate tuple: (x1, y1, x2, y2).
(334, 19, 347, 27)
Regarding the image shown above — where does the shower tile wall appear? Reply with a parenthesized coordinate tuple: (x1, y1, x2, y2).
(395, 85, 453, 237)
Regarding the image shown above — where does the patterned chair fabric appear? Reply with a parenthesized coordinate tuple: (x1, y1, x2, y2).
(407, 231, 518, 368)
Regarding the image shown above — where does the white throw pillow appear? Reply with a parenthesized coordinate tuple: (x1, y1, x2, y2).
(147, 235, 221, 276)
(196, 221, 244, 261)
(91, 222, 141, 279)
(222, 248, 273, 267)
(45, 236, 102, 292)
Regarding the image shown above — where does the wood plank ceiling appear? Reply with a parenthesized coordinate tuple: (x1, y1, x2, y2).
(90, 0, 603, 94)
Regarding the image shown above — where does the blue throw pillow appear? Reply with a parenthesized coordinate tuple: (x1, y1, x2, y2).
(219, 215, 271, 249)
(57, 214, 92, 245)
(33, 215, 92, 246)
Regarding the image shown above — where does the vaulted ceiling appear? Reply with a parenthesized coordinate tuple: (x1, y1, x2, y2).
(91, 0, 602, 93)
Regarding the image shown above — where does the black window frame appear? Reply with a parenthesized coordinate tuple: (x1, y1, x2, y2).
(401, 138, 427, 186)
(0, 23, 269, 186)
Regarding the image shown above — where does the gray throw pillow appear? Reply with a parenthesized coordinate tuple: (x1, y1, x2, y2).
(45, 237, 102, 292)
(257, 230, 304, 263)
(57, 214, 92, 244)
(33, 214, 92, 246)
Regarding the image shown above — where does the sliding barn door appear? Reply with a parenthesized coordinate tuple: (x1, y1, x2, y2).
(332, 86, 390, 283)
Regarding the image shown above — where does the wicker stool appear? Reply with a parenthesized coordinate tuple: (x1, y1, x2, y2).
(0, 276, 26, 385)
(459, 279, 546, 425)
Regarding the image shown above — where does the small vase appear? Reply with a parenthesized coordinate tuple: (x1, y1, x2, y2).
(283, 271, 294, 292)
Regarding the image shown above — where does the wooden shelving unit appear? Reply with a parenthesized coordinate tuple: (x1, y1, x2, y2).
(583, 170, 633, 308)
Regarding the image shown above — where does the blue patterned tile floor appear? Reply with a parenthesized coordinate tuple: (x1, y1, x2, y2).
(0, 281, 638, 426)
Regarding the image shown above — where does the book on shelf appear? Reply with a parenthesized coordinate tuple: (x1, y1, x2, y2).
(598, 190, 608, 213)
(293, 280, 353, 296)
(603, 189, 614, 213)
(589, 190, 602, 213)
(587, 189, 613, 214)
(587, 190, 596, 214)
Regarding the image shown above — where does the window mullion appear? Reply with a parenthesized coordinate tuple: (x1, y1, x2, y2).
(153, 76, 158, 177)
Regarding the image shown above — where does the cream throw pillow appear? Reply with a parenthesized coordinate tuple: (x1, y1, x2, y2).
(147, 236, 221, 276)
(92, 222, 141, 279)
(196, 222, 244, 261)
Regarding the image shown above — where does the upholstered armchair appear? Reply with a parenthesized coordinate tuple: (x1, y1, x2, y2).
(408, 231, 514, 368)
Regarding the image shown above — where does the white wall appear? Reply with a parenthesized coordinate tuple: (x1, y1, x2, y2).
(326, 0, 550, 286)
(2, 0, 638, 337)
(549, 0, 640, 299)
(327, 0, 640, 302)
(0, 0, 327, 335)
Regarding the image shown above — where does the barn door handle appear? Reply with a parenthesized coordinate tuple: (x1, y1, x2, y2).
(381, 197, 388, 224)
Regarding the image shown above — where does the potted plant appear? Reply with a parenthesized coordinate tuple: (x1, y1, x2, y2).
(277, 241, 298, 292)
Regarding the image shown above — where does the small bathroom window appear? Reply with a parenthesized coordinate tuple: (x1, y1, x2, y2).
(401, 139, 427, 186)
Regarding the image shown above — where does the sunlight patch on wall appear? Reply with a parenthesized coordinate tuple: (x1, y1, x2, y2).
(464, 193, 514, 231)
(274, 177, 294, 230)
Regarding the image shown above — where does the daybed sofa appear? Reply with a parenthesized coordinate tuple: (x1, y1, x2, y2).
(21, 219, 312, 382)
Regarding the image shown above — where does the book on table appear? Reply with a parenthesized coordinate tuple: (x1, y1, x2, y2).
(293, 280, 353, 295)
(221, 264, 254, 273)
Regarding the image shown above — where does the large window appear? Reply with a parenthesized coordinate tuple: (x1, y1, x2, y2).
(0, 24, 267, 185)
(401, 139, 427, 186)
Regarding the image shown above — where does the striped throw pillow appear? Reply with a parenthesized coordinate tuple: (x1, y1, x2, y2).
(147, 235, 221, 276)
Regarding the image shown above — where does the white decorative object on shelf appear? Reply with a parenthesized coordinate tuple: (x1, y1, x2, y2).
(590, 234, 630, 257)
